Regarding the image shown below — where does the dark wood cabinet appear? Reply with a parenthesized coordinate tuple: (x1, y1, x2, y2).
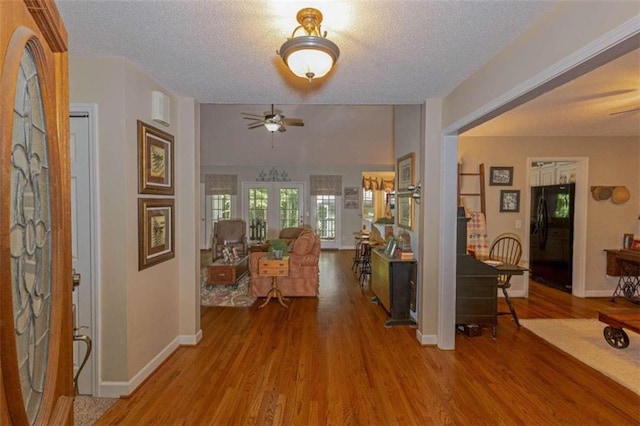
(456, 211, 498, 336)
(371, 249, 417, 327)
(456, 255, 498, 336)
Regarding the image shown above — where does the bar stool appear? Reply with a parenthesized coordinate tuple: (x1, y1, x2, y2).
(352, 232, 369, 272)
(359, 241, 372, 285)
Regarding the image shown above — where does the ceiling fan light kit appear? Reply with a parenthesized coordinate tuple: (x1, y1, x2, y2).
(278, 8, 340, 83)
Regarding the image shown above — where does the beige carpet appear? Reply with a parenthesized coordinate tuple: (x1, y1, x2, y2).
(74, 396, 117, 426)
(521, 318, 640, 394)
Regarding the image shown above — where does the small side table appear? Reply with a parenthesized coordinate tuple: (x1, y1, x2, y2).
(258, 256, 290, 308)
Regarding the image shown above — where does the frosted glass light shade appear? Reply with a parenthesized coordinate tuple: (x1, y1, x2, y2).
(279, 34, 340, 81)
(286, 48, 333, 79)
(264, 122, 280, 132)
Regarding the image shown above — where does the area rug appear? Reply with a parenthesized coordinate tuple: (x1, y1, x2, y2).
(520, 318, 639, 394)
(74, 396, 117, 426)
(200, 269, 256, 307)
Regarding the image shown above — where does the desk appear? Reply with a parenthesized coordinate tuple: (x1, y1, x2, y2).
(604, 249, 640, 303)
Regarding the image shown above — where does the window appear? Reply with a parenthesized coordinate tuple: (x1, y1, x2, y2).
(280, 188, 300, 229)
(316, 195, 336, 240)
(362, 189, 374, 219)
(211, 194, 231, 225)
(248, 188, 269, 240)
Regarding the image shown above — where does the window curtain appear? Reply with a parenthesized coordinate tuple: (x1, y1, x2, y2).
(204, 174, 238, 195)
(362, 175, 395, 192)
(310, 175, 342, 196)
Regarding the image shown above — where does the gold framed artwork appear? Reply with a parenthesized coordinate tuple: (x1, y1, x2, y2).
(138, 120, 174, 195)
(397, 195, 413, 230)
(397, 152, 415, 191)
(138, 198, 175, 270)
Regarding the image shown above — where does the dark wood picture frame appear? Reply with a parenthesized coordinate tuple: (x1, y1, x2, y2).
(499, 190, 520, 213)
(397, 153, 415, 191)
(138, 120, 174, 195)
(489, 166, 514, 186)
(138, 198, 175, 270)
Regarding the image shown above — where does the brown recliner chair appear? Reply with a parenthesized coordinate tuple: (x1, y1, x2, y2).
(250, 229, 320, 297)
(211, 219, 247, 261)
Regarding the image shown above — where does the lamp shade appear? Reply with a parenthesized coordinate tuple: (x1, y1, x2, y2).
(280, 36, 339, 80)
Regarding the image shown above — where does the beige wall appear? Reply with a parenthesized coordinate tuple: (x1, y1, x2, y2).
(459, 136, 640, 295)
(69, 57, 199, 393)
(69, 58, 129, 380)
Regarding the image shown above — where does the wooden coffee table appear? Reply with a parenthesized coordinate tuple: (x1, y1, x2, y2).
(207, 255, 249, 287)
(598, 309, 640, 349)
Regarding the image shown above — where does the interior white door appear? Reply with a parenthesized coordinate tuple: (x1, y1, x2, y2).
(70, 114, 94, 395)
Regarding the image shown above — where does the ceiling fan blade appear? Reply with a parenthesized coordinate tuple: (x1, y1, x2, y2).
(241, 113, 265, 119)
(283, 118, 304, 126)
(243, 117, 264, 122)
(609, 107, 640, 116)
(247, 123, 264, 129)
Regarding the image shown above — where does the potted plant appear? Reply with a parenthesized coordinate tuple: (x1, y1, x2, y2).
(269, 239, 289, 259)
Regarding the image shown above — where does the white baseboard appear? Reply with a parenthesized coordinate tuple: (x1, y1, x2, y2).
(98, 335, 182, 398)
(179, 329, 202, 345)
(416, 329, 437, 345)
(585, 289, 616, 298)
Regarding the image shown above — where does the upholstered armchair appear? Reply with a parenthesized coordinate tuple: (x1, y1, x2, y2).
(211, 219, 248, 261)
(250, 229, 320, 297)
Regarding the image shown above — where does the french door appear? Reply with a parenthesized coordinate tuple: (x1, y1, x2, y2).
(241, 182, 305, 241)
(1, 1, 73, 424)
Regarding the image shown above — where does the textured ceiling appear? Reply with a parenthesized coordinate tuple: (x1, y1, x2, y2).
(55, 1, 639, 137)
(56, 0, 554, 105)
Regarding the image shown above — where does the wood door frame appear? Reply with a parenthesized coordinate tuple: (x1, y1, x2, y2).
(0, 0, 73, 423)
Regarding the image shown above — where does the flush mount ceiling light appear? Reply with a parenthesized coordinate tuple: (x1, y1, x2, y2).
(277, 8, 340, 83)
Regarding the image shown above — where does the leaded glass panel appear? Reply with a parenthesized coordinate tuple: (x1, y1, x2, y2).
(10, 45, 52, 425)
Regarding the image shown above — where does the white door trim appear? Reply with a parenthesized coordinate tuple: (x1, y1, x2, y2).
(70, 103, 100, 396)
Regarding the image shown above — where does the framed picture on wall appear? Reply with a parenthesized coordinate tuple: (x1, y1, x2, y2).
(489, 166, 514, 186)
(138, 198, 175, 270)
(397, 153, 415, 191)
(397, 195, 413, 229)
(344, 186, 360, 209)
(138, 120, 175, 195)
(499, 190, 520, 213)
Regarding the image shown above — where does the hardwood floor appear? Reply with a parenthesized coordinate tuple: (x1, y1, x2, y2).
(97, 250, 639, 425)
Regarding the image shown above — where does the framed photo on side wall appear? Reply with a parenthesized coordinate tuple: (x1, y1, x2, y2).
(397, 153, 415, 191)
(489, 166, 514, 186)
(138, 120, 175, 195)
(499, 190, 520, 213)
(397, 195, 413, 229)
(138, 198, 175, 270)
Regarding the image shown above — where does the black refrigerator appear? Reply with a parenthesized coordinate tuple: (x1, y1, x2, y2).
(529, 183, 575, 293)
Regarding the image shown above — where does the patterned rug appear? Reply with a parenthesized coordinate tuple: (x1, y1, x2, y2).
(200, 269, 256, 307)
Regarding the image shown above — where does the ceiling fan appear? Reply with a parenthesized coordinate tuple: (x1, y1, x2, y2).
(242, 104, 304, 132)
(609, 106, 640, 116)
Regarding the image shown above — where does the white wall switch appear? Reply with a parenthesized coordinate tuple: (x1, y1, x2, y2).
(515, 220, 522, 229)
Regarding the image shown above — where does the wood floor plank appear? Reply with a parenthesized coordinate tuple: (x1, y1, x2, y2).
(96, 250, 639, 425)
